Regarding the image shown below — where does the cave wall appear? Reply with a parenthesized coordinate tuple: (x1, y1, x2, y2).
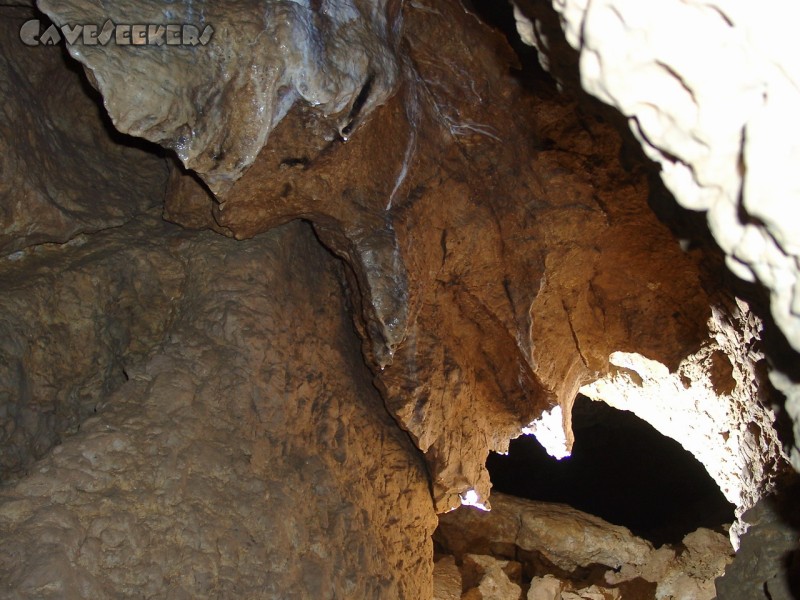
(0, 13, 167, 255)
(33, 0, 765, 516)
(0, 218, 436, 598)
(580, 300, 785, 539)
(435, 492, 734, 599)
(513, 0, 800, 473)
(0, 0, 797, 597)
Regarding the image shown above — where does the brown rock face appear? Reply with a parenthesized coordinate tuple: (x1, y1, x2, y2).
(0, 215, 185, 480)
(0, 221, 436, 598)
(4, 0, 794, 596)
(38, 0, 713, 511)
(0, 9, 167, 255)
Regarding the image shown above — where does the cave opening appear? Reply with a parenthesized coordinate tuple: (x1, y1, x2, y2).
(486, 394, 736, 547)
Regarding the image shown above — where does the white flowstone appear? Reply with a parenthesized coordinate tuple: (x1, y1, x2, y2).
(540, 0, 800, 355)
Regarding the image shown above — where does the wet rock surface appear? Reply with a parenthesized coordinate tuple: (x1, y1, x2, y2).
(0, 221, 437, 598)
(49, 0, 719, 511)
(0, 8, 167, 255)
(37, 0, 399, 196)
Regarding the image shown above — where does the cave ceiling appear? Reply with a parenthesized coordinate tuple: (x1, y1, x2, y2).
(31, 0, 793, 513)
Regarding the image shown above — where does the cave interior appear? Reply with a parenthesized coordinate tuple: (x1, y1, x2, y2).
(0, 0, 799, 599)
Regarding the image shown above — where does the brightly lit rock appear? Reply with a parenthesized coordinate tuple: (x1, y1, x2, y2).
(521, 405, 571, 460)
(654, 529, 734, 600)
(527, 575, 564, 600)
(525, 0, 800, 356)
(437, 493, 655, 573)
(437, 494, 732, 597)
(769, 369, 800, 473)
(580, 300, 789, 543)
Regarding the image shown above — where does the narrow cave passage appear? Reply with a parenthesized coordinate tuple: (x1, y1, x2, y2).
(486, 395, 736, 547)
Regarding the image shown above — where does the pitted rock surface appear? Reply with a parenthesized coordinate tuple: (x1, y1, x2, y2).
(47, 0, 714, 510)
(0, 222, 436, 599)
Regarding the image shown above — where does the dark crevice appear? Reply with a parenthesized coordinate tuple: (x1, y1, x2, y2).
(461, 0, 555, 90)
(487, 395, 736, 547)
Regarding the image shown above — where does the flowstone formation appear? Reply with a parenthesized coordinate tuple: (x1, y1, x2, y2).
(38, 0, 744, 513)
(1, 0, 796, 597)
(36, 0, 399, 197)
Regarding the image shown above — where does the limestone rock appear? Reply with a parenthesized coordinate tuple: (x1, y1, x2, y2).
(528, 577, 621, 600)
(436, 492, 654, 572)
(37, 0, 398, 196)
(437, 493, 734, 599)
(0, 215, 187, 480)
(715, 488, 800, 600)
(655, 529, 734, 600)
(0, 9, 167, 255)
(0, 222, 437, 598)
(601, 527, 733, 598)
(43, 0, 716, 512)
(434, 555, 463, 600)
(580, 298, 789, 531)
(520, 0, 800, 357)
(562, 586, 620, 600)
(770, 370, 800, 473)
(462, 554, 522, 600)
(515, 0, 800, 475)
(527, 575, 564, 600)
(515, 503, 653, 572)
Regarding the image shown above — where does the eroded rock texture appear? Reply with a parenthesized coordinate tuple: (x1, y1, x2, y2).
(37, 0, 398, 196)
(0, 8, 167, 255)
(0, 221, 436, 598)
(435, 493, 733, 600)
(8, 0, 797, 595)
(513, 0, 800, 474)
(40, 0, 721, 511)
(715, 485, 800, 599)
(517, 0, 800, 353)
(581, 299, 788, 533)
(0, 216, 184, 480)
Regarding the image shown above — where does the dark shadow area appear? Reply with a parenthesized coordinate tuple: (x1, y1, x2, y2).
(487, 395, 736, 547)
(715, 477, 800, 598)
(462, 0, 557, 90)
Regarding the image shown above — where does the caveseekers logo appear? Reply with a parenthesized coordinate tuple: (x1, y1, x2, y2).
(20, 19, 214, 47)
